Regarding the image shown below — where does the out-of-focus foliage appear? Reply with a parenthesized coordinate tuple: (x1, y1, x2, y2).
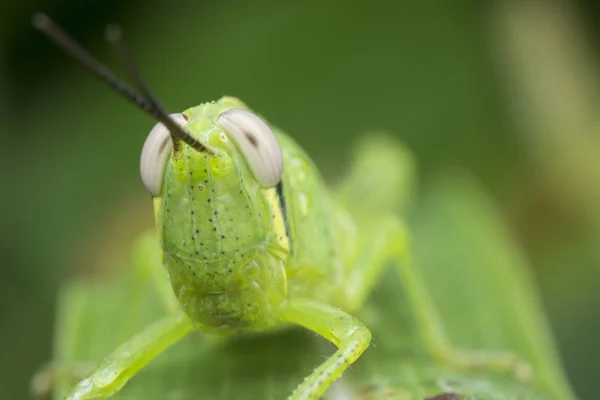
(412, 174, 574, 399)
(52, 173, 573, 399)
(0, 0, 599, 399)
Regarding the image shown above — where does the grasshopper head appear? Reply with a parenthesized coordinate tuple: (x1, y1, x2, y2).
(33, 16, 288, 327)
(140, 96, 285, 261)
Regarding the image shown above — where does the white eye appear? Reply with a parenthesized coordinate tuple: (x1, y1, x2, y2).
(217, 109, 283, 188)
(140, 113, 187, 196)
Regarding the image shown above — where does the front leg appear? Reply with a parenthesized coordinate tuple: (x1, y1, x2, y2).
(65, 312, 192, 400)
(279, 299, 372, 400)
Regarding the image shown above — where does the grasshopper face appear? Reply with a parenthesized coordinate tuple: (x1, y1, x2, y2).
(143, 97, 288, 328)
(143, 96, 285, 261)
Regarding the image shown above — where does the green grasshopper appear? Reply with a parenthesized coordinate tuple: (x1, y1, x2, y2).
(33, 13, 531, 400)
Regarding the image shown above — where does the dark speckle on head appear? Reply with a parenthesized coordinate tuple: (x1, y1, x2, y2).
(181, 113, 189, 121)
(245, 132, 258, 147)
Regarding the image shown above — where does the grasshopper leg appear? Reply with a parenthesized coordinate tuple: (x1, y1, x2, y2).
(279, 299, 372, 400)
(64, 312, 192, 400)
(30, 232, 181, 399)
(389, 218, 533, 382)
(347, 214, 532, 382)
(342, 216, 409, 312)
(132, 231, 180, 314)
(337, 136, 532, 382)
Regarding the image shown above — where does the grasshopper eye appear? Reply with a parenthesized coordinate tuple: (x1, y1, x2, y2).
(218, 109, 283, 188)
(140, 113, 188, 196)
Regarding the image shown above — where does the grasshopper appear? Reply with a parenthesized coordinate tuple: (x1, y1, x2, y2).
(33, 13, 531, 400)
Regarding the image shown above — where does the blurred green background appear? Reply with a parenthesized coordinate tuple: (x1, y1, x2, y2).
(1, 0, 599, 399)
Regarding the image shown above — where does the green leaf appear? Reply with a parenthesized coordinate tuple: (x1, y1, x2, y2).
(51, 173, 575, 400)
(412, 172, 575, 399)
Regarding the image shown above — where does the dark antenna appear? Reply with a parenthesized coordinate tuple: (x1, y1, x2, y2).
(32, 13, 214, 155)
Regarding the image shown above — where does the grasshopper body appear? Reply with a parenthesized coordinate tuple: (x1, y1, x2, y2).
(32, 14, 532, 400)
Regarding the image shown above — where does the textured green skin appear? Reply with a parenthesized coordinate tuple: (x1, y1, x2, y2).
(159, 97, 341, 331)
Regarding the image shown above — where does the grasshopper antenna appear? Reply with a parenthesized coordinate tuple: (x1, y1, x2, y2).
(104, 24, 212, 154)
(32, 13, 213, 155)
